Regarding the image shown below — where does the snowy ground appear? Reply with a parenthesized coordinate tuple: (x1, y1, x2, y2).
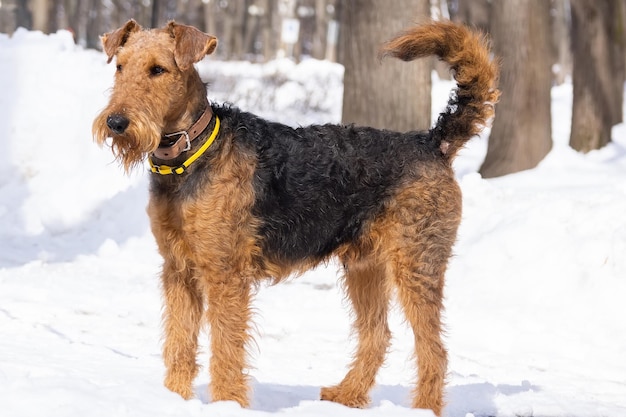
(0, 29, 625, 417)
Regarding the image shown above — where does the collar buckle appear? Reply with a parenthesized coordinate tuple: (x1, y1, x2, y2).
(163, 130, 191, 152)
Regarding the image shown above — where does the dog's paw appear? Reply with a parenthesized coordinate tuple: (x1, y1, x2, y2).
(320, 385, 370, 408)
(164, 373, 195, 400)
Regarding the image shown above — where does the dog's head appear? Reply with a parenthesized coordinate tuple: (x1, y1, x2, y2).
(92, 20, 217, 171)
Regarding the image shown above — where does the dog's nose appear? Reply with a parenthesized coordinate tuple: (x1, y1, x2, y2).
(106, 114, 130, 134)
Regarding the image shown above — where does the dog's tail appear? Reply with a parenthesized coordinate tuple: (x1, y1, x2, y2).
(381, 20, 500, 161)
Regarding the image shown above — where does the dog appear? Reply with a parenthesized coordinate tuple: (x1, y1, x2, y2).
(92, 19, 499, 415)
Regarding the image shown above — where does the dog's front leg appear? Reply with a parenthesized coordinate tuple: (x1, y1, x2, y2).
(161, 261, 203, 400)
(205, 274, 252, 407)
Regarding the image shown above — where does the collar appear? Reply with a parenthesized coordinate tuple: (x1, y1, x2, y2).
(152, 107, 214, 160)
(149, 114, 220, 175)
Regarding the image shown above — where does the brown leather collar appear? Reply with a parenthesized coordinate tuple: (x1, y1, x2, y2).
(152, 107, 214, 160)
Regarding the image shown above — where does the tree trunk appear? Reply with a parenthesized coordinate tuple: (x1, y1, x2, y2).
(86, 0, 102, 49)
(451, 0, 490, 33)
(222, 0, 246, 59)
(0, 0, 32, 34)
(151, 0, 161, 28)
(569, 0, 623, 152)
(609, 0, 626, 126)
(311, 0, 328, 60)
(340, 0, 430, 132)
(552, 0, 572, 86)
(30, 0, 49, 32)
(480, 0, 552, 178)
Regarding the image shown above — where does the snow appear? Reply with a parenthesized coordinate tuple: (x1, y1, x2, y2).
(1, 29, 625, 417)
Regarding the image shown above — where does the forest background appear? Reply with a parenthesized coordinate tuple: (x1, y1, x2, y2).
(0, 0, 623, 177)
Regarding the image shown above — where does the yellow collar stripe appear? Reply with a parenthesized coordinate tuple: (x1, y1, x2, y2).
(149, 116, 220, 175)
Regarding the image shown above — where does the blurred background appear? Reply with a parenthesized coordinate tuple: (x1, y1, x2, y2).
(0, 4, 624, 415)
(0, 0, 624, 177)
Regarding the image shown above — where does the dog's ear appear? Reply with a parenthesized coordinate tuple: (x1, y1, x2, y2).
(167, 21, 218, 70)
(101, 19, 141, 63)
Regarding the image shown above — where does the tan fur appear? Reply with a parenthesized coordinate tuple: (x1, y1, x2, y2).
(93, 19, 499, 417)
(93, 20, 216, 172)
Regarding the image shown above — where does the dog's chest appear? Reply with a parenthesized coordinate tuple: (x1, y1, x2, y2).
(148, 155, 261, 271)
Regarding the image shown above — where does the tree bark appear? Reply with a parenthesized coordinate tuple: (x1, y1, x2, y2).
(551, 0, 572, 86)
(569, 0, 624, 153)
(480, 0, 552, 178)
(451, 0, 490, 33)
(609, 0, 626, 126)
(340, 0, 431, 132)
(30, 0, 49, 32)
(311, 0, 328, 60)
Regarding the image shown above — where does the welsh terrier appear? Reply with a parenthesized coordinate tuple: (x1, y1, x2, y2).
(93, 19, 499, 416)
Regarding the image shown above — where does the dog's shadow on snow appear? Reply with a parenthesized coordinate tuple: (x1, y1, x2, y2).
(194, 380, 538, 416)
(193, 382, 411, 412)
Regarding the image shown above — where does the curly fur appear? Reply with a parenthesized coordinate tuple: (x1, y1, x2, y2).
(93, 19, 499, 416)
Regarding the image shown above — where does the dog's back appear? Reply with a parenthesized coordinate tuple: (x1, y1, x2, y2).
(220, 21, 500, 269)
(213, 105, 443, 264)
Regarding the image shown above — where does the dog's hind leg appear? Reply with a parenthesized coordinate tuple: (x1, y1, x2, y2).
(321, 255, 391, 408)
(392, 257, 448, 416)
(384, 179, 462, 416)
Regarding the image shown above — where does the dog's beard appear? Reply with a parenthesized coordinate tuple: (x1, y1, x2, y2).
(92, 111, 162, 173)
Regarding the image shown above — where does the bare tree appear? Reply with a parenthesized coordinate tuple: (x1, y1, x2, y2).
(551, 0, 572, 85)
(340, 0, 431, 132)
(610, 1, 626, 126)
(311, 0, 328, 59)
(30, 0, 49, 32)
(0, 1, 343, 63)
(0, 0, 31, 34)
(449, 0, 490, 33)
(221, 0, 247, 59)
(480, 0, 552, 178)
(259, 0, 278, 61)
(570, 0, 625, 152)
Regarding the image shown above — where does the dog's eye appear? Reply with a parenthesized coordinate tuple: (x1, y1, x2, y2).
(150, 65, 166, 76)
(116, 64, 122, 72)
